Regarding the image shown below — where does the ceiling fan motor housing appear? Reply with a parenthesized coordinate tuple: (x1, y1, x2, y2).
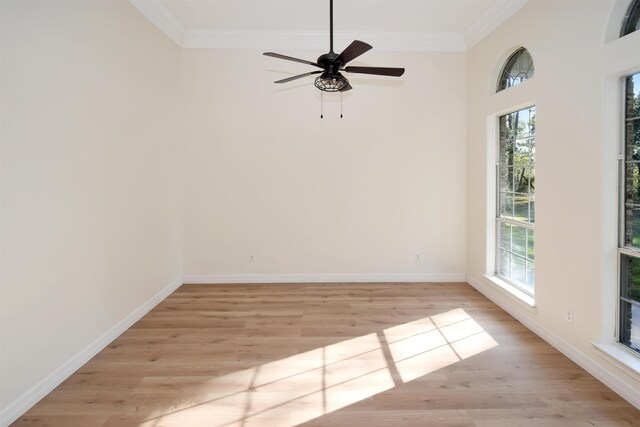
(317, 52, 340, 68)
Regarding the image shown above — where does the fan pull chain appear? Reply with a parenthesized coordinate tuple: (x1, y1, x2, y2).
(340, 91, 343, 118)
(320, 92, 323, 119)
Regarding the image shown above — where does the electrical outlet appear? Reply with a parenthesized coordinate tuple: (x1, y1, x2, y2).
(249, 254, 255, 263)
(565, 310, 573, 323)
(415, 253, 422, 262)
(270, 253, 276, 263)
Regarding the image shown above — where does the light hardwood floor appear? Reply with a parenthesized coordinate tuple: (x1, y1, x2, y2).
(13, 283, 640, 426)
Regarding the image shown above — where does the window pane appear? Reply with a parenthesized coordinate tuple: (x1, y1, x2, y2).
(498, 222, 512, 251)
(528, 168, 535, 195)
(626, 119, 640, 143)
(519, 108, 535, 135)
(512, 166, 530, 193)
(623, 205, 640, 248)
(499, 115, 508, 140)
(526, 260, 535, 288)
(514, 193, 529, 222)
(619, 300, 640, 353)
(511, 255, 527, 288)
(527, 139, 536, 201)
(499, 223, 533, 260)
(498, 250, 511, 278)
(620, 254, 640, 302)
(529, 196, 536, 223)
(514, 136, 534, 158)
(499, 137, 515, 166)
(499, 167, 514, 193)
(527, 228, 535, 261)
(626, 74, 640, 119)
(500, 192, 514, 218)
(497, 222, 534, 295)
(625, 163, 640, 205)
(511, 225, 527, 258)
(529, 155, 536, 173)
(625, 121, 640, 164)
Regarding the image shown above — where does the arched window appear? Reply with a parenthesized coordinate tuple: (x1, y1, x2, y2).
(497, 48, 535, 92)
(621, 0, 640, 37)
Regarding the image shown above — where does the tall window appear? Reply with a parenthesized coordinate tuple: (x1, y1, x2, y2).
(497, 48, 535, 92)
(619, 72, 640, 354)
(621, 0, 640, 37)
(497, 107, 536, 295)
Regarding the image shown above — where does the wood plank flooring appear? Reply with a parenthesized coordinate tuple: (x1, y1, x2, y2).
(12, 283, 640, 426)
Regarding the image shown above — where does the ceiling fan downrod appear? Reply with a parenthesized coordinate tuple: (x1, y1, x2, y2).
(329, 0, 334, 53)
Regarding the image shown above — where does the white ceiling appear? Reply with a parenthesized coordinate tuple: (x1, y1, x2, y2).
(129, 0, 529, 51)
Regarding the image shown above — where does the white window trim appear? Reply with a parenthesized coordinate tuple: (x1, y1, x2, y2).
(482, 274, 536, 309)
(593, 342, 640, 381)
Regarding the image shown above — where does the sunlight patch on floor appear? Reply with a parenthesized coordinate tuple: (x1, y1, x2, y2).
(140, 308, 497, 427)
(385, 308, 498, 382)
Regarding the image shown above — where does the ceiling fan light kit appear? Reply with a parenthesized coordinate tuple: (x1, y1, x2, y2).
(314, 73, 349, 92)
(263, 0, 405, 117)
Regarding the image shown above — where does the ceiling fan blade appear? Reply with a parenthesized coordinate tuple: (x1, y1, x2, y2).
(274, 71, 322, 84)
(263, 52, 322, 68)
(333, 40, 372, 66)
(343, 66, 405, 77)
(339, 83, 353, 92)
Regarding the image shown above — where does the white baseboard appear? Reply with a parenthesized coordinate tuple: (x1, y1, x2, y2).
(467, 274, 640, 410)
(0, 277, 183, 427)
(182, 273, 468, 284)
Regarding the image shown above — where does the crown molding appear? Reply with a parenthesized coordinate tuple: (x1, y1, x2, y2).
(182, 30, 467, 52)
(464, 0, 529, 49)
(129, 0, 529, 52)
(128, 0, 186, 46)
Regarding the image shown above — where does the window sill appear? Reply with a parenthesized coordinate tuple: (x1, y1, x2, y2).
(482, 274, 537, 312)
(593, 342, 640, 381)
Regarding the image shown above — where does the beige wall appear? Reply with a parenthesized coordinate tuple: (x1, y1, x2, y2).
(182, 49, 468, 280)
(466, 0, 640, 405)
(0, 0, 182, 413)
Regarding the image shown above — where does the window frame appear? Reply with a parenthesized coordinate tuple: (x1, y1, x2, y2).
(495, 106, 536, 297)
(617, 72, 640, 356)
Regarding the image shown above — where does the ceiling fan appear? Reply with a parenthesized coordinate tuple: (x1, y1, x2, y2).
(263, 0, 405, 93)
